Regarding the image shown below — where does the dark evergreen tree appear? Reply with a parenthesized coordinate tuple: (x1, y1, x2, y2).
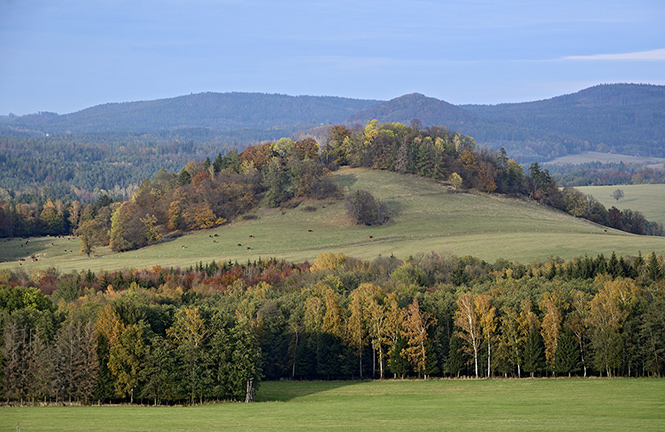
(556, 329, 580, 377)
(523, 331, 545, 377)
(140, 336, 177, 405)
(446, 335, 466, 378)
(388, 336, 410, 378)
(646, 253, 663, 282)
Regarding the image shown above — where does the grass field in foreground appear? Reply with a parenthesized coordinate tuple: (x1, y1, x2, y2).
(576, 184, 665, 225)
(1, 379, 664, 431)
(2, 168, 665, 273)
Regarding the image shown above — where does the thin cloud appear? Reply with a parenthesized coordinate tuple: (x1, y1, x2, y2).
(565, 48, 665, 61)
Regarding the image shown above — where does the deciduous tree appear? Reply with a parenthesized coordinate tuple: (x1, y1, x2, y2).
(402, 298, 437, 378)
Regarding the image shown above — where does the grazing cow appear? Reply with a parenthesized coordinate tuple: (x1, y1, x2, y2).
(214, 234, 219, 237)
(247, 247, 252, 250)
(369, 236, 374, 239)
(213, 240, 217, 243)
(308, 229, 313, 232)
(237, 243, 242, 247)
(249, 235, 254, 238)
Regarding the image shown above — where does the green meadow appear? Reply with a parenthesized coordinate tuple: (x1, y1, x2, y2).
(2, 379, 664, 431)
(2, 168, 664, 273)
(576, 183, 665, 225)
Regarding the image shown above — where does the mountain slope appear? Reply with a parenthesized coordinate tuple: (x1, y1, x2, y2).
(462, 84, 665, 157)
(1, 92, 379, 134)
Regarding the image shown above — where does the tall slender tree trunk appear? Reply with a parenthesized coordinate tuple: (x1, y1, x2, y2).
(291, 329, 298, 379)
(578, 340, 587, 377)
(473, 343, 479, 378)
(359, 333, 363, 379)
(487, 341, 491, 378)
(372, 346, 376, 378)
(359, 352, 363, 379)
(378, 345, 384, 379)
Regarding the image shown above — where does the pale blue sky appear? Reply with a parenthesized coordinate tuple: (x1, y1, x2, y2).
(1, 0, 664, 115)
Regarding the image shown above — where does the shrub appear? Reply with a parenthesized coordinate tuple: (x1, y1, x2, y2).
(345, 190, 389, 226)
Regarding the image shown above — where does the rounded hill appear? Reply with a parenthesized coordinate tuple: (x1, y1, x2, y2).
(3, 168, 664, 273)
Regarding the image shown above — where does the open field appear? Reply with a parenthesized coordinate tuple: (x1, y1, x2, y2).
(543, 151, 665, 168)
(1, 379, 664, 431)
(2, 168, 665, 273)
(576, 184, 665, 225)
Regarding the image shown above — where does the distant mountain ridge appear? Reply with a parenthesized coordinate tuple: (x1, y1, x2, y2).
(461, 84, 665, 159)
(0, 92, 379, 135)
(1, 84, 664, 162)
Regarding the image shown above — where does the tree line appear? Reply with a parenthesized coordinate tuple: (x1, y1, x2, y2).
(1, 251, 664, 405)
(549, 161, 665, 187)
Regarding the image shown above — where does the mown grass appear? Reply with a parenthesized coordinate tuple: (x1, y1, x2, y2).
(2, 168, 664, 273)
(576, 183, 665, 224)
(1, 379, 664, 431)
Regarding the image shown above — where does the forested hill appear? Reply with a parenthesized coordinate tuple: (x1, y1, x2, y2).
(461, 84, 665, 159)
(345, 84, 665, 162)
(0, 92, 379, 135)
(343, 93, 575, 162)
(346, 93, 477, 126)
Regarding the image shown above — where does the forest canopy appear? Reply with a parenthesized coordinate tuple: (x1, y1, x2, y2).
(1, 250, 664, 405)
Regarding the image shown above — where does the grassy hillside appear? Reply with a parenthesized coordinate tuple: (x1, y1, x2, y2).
(2, 168, 664, 273)
(2, 379, 664, 431)
(576, 184, 665, 225)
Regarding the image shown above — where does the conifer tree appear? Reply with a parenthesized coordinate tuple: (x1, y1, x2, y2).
(556, 329, 580, 377)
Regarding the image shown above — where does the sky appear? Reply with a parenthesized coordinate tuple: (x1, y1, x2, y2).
(1, 0, 664, 115)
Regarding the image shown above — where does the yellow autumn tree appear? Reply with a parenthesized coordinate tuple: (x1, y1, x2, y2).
(310, 253, 349, 272)
(539, 291, 564, 374)
(402, 298, 437, 379)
